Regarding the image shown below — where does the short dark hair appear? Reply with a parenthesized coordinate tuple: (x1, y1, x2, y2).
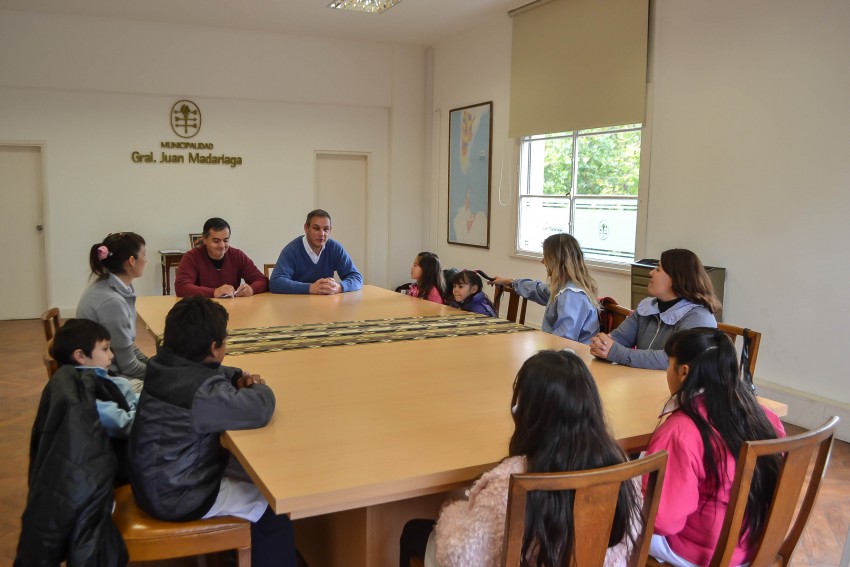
(89, 232, 146, 281)
(51, 318, 111, 366)
(202, 217, 231, 237)
(305, 209, 331, 226)
(163, 296, 229, 362)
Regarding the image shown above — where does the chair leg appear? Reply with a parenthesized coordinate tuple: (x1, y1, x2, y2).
(237, 546, 251, 567)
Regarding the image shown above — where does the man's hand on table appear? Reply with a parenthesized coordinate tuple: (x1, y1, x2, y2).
(309, 278, 341, 295)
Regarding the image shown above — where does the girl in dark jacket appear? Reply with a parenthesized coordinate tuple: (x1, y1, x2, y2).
(449, 270, 497, 317)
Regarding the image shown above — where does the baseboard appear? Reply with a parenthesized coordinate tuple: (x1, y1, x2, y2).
(755, 380, 850, 442)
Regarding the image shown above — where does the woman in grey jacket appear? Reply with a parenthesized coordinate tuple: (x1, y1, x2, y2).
(589, 249, 721, 369)
(77, 232, 149, 390)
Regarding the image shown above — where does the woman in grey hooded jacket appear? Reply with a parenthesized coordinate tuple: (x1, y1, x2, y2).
(589, 249, 721, 369)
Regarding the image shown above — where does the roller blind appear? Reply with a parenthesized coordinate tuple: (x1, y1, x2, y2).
(509, 0, 649, 138)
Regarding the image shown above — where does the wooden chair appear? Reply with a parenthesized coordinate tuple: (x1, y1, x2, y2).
(112, 484, 252, 566)
(43, 338, 58, 379)
(41, 307, 61, 341)
(263, 263, 275, 279)
(717, 322, 762, 381)
(503, 451, 668, 567)
(646, 416, 839, 567)
(492, 285, 528, 324)
(599, 297, 632, 334)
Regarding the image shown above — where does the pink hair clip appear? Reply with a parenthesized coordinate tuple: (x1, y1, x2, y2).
(97, 245, 109, 260)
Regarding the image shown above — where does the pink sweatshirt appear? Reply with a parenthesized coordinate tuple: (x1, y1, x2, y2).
(408, 283, 444, 304)
(645, 399, 785, 566)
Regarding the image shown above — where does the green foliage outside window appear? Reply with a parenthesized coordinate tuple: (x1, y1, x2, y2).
(539, 127, 641, 196)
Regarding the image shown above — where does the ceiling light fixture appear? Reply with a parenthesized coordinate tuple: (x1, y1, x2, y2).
(327, 0, 405, 14)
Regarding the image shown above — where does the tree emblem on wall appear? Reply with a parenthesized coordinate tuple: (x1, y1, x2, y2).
(170, 100, 201, 138)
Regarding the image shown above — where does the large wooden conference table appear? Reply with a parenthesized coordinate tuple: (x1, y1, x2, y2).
(136, 286, 786, 567)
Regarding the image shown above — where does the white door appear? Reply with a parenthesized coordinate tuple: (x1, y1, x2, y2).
(0, 145, 47, 320)
(315, 153, 368, 281)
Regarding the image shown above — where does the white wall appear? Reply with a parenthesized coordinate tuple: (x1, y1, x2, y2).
(0, 11, 426, 312)
(646, 0, 850, 423)
(430, 17, 631, 331)
(430, 1, 850, 430)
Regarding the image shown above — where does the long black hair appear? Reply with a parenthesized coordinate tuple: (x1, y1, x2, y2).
(662, 327, 780, 545)
(509, 350, 639, 566)
(413, 252, 446, 302)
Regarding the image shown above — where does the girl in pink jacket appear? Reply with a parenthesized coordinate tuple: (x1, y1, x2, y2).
(429, 350, 641, 567)
(645, 328, 785, 566)
(408, 252, 447, 304)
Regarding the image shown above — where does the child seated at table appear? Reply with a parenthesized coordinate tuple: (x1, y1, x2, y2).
(448, 270, 496, 317)
(400, 350, 641, 567)
(408, 251, 447, 304)
(643, 328, 785, 566)
(128, 295, 297, 567)
(51, 318, 139, 483)
(52, 318, 138, 438)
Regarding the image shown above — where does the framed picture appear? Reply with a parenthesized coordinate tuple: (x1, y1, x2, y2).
(189, 233, 203, 249)
(448, 101, 492, 248)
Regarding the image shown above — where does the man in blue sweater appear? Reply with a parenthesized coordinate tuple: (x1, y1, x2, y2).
(269, 209, 363, 294)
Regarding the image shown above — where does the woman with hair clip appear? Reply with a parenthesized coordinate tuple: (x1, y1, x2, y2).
(76, 232, 149, 391)
(590, 248, 721, 369)
(489, 233, 599, 343)
(413, 350, 640, 567)
(644, 328, 785, 567)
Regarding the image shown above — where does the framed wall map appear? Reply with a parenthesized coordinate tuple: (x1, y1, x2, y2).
(448, 101, 492, 248)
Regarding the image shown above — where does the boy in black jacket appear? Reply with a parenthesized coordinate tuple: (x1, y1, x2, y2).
(129, 296, 295, 566)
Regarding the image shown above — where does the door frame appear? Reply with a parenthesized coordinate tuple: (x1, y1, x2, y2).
(314, 150, 372, 284)
(1, 140, 51, 315)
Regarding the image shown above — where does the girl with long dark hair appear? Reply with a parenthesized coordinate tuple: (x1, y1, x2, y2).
(428, 350, 640, 566)
(645, 328, 785, 566)
(408, 251, 447, 304)
(590, 248, 720, 369)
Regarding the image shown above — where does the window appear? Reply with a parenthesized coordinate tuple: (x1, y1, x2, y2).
(516, 124, 641, 264)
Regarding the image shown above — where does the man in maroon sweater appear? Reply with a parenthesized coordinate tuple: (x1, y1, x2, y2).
(175, 218, 268, 298)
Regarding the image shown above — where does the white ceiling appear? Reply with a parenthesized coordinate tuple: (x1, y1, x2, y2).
(0, 0, 524, 46)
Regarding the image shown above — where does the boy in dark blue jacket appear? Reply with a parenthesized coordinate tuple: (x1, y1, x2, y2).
(129, 295, 295, 567)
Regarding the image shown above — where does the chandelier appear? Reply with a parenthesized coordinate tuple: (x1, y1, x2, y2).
(327, 0, 405, 14)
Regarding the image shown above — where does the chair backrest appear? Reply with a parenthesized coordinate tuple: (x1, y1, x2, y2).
(599, 297, 632, 334)
(492, 285, 528, 324)
(263, 263, 275, 279)
(43, 338, 59, 379)
(717, 322, 762, 381)
(41, 307, 61, 342)
(710, 416, 839, 567)
(502, 451, 668, 567)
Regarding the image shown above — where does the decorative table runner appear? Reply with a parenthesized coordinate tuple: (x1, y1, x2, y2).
(220, 314, 532, 355)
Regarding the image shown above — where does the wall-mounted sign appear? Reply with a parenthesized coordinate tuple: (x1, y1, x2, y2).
(171, 100, 201, 138)
(130, 100, 243, 168)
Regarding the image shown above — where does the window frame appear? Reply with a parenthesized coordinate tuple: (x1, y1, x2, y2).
(513, 123, 647, 270)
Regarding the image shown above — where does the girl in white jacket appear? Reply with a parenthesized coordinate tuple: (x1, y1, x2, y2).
(428, 350, 641, 567)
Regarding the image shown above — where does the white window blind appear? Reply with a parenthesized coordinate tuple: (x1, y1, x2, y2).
(509, 0, 649, 138)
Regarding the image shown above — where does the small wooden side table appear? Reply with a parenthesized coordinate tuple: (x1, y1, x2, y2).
(159, 251, 185, 295)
